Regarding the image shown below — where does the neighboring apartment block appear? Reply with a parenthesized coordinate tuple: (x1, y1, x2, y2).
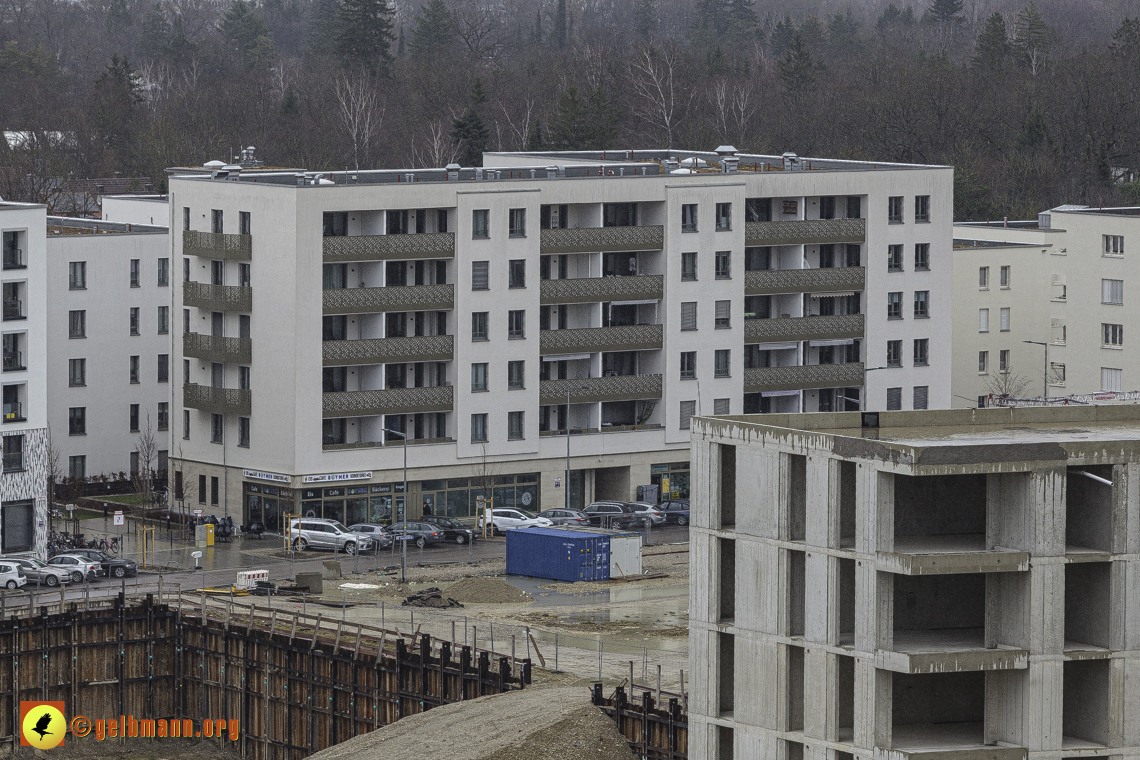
(953, 206, 1140, 405)
(167, 148, 952, 528)
(689, 407, 1140, 760)
(45, 217, 171, 480)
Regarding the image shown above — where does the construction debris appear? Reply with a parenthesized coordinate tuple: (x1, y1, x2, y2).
(444, 577, 531, 604)
(402, 588, 464, 608)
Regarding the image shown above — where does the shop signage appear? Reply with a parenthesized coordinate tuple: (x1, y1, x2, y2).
(650, 464, 669, 474)
(301, 471, 373, 484)
(243, 469, 290, 484)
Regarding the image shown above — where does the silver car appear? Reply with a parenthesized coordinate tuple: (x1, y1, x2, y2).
(288, 518, 373, 554)
(1, 557, 70, 587)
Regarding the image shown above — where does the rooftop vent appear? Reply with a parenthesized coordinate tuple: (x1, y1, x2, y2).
(1038, 211, 1051, 229)
(722, 156, 739, 174)
(664, 159, 679, 172)
(203, 160, 225, 170)
(714, 145, 738, 156)
(446, 163, 460, 181)
(679, 157, 708, 169)
(782, 152, 802, 171)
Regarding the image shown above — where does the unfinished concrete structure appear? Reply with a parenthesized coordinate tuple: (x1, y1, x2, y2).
(688, 406, 1140, 760)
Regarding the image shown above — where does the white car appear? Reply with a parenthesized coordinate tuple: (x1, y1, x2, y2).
(626, 502, 667, 525)
(477, 508, 553, 534)
(0, 562, 27, 590)
(45, 555, 101, 583)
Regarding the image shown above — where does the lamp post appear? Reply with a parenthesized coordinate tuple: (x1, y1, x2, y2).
(857, 367, 891, 410)
(1023, 340, 1049, 399)
(564, 385, 590, 511)
(384, 427, 409, 584)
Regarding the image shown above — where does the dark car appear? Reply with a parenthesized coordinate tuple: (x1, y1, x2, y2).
(347, 524, 394, 549)
(659, 500, 690, 526)
(389, 522, 444, 548)
(582, 502, 646, 529)
(65, 548, 139, 578)
(535, 509, 590, 527)
(421, 516, 478, 544)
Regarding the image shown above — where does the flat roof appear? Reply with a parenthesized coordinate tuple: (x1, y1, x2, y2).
(953, 238, 1046, 250)
(47, 216, 167, 235)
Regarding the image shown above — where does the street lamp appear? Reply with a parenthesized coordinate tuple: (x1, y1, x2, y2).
(383, 427, 409, 583)
(856, 367, 892, 410)
(564, 385, 590, 511)
(1023, 340, 1049, 399)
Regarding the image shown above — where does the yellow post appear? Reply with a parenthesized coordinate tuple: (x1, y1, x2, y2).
(282, 512, 301, 552)
(136, 525, 155, 569)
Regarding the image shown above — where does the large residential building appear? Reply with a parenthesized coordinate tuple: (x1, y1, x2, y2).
(689, 406, 1140, 760)
(167, 149, 952, 529)
(952, 206, 1140, 405)
(0, 203, 51, 555)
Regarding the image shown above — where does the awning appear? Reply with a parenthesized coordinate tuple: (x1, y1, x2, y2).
(542, 353, 591, 362)
(752, 342, 799, 351)
(809, 339, 855, 347)
(810, 291, 856, 298)
(611, 299, 659, 306)
(761, 389, 801, 398)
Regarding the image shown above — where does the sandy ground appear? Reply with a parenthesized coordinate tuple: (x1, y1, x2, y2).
(30, 738, 240, 759)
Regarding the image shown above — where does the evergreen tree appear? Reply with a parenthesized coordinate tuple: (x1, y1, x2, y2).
(876, 4, 916, 33)
(826, 10, 858, 55)
(777, 31, 819, 95)
(727, 0, 758, 47)
(1111, 17, 1140, 59)
(532, 8, 543, 44)
(552, 0, 567, 49)
(91, 54, 143, 166)
(138, 4, 171, 59)
(928, 0, 963, 24)
(549, 86, 619, 150)
(634, 0, 656, 40)
(799, 15, 824, 49)
(526, 119, 543, 151)
(411, 0, 455, 58)
(1012, 2, 1050, 72)
(451, 79, 489, 166)
(1016, 107, 1051, 152)
(221, 0, 276, 67)
(972, 13, 1010, 69)
(307, 0, 341, 56)
(335, 0, 395, 72)
(769, 15, 796, 56)
(106, 0, 133, 34)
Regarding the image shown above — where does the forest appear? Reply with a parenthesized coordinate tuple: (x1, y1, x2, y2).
(2, 0, 1140, 219)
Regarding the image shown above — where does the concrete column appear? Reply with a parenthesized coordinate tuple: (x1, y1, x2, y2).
(856, 467, 892, 555)
(1027, 562, 1065, 655)
(690, 627, 712, 717)
(1024, 660, 1063, 750)
(693, 438, 713, 529)
(1123, 655, 1140, 748)
(802, 647, 832, 741)
(804, 550, 830, 644)
(854, 561, 883, 653)
(737, 539, 778, 634)
(691, 531, 715, 624)
(1125, 463, 1140, 556)
(1030, 466, 1066, 557)
(805, 454, 832, 547)
(987, 471, 1031, 551)
(738, 447, 780, 539)
(853, 658, 878, 750)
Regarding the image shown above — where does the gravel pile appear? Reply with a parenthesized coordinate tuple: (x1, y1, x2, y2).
(444, 577, 532, 604)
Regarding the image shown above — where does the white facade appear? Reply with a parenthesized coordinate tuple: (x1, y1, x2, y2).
(101, 195, 169, 227)
(167, 149, 952, 528)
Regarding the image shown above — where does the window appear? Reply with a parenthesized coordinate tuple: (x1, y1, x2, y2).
(68, 407, 86, 435)
(183, 410, 190, 440)
(238, 263, 250, 287)
(913, 386, 929, 410)
(471, 363, 488, 392)
(713, 398, 730, 415)
(715, 202, 731, 230)
(129, 307, 140, 335)
(681, 204, 698, 232)
(238, 417, 250, 447)
(507, 310, 525, 339)
(914, 243, 929, 270)
(913, 291, 929, 318)
(978, 351, 988, 373)
(2, 435, 23, 472)
(183, 258, 190, 282)
(887, 292, 902, 319)
(68, 358, 85, 387)
(888, 196, 903, 223)
(819, 196, 835, 219)
(211, 362, 223, 387)
(998, 349, 1011, 372)
(1050, 362, 1066, 385)
(508, 259, 526, 288)
(746, 247, 771, 270)
(715, 251, 731, 279)
(679, 400, 695, 430)
(1104, 235, 1124, 256)
(239, 211, 251, 235)
(979, 267, 989, 288)
(129, 403, 140, 432)
(1000, 265, 1010, 287)
(211, 413, 224, 443)
(714, 349, 730, 378)
(886, 340, 902, 367)
(68, 455, 85, 479)
(913, 339, 928, 366)
(1102, 367, 1123, 392)
(472, 312, 488, 341)
(470, 413, 488, 442)
(1104, 323, 1124, 347)
(239, 366, 250, 389)
(846, 196, 861, 218)
(183, 207, 190, 231)
(472, 261, 489, 290)
(323, 264, 346, 290)
(129, 355, 139, 384)
(157, 402, 169, 431)
(680, 351, 696, 379)
(157, 306, 169, 335)
(472, 209, 489, 239)
(507, 360, 524, 390)
(211, 260, 224, 285)
(1102, 279, 1124, 305)
(887, 245, 903, 272)
(69, 262, 86, 290)
(507, 411, 524, 440)
(681, 252, 697, 281)
(129, 259, 140, 287)
(746, 198, 772, 222)
(184, 309, 191, 334)
(999, 307, 1010, 332)
(68, 310, 86, 338)
(914, 195, 930, 222)
(714, 301, 730, 329)
(979, 308, 990, 332)
(158, 354, 169, 382)
(680, 302, 697, 331)
(211, 209, 223, 233)
(886, 387, 902, 410)
(508, 208, 526, 237)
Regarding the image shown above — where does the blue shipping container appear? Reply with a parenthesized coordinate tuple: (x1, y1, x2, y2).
(506, 528, 611, 582)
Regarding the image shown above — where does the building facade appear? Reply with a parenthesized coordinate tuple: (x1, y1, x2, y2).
(689, 406, 1140, 760)
(167, 149, 952, 528)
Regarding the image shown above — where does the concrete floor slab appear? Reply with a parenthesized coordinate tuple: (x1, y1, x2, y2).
(878, 535, 1029, 575)
(876, 629, 1027, 673)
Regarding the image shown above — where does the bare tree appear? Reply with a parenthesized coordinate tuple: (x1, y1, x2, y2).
(45, 427, 61, 521)
(627, 42, 695, 147)
(411, 119, 460, 168)
(335, 73, 384, 170)
(471, 444, 502, 535)
(984, 366, 1031, 400)
(170, 444, 197, 533)
(133, 411, 158, 504)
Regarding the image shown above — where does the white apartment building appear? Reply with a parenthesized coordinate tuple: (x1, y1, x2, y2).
(167, 149, 952, 529)
(952, 206, 1140, 406)
(44, 217, 171, 480)
(0, 202, 51, 555)
(101, 194, 170, 227)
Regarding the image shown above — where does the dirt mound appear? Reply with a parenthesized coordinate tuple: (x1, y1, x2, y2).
(445, 577, 531, 604)
(402, 587, 463, 608)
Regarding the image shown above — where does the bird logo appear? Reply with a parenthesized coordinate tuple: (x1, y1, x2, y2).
(32, 712, 52, 739)
(20, 702, 65, 749)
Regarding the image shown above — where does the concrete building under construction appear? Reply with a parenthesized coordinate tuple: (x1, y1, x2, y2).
(688, 406, 1140, 760)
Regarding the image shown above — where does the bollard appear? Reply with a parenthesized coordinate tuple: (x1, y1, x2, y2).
(353, 545, 359, 574)
(598, 638, 602, 681)
(525, 627, 531, 662)
(451, 620, 456, 647)
(490, 621, 494, 653)
(554, 633, 558, 673)
(511, 636, 516, 678)
(381, 600, 385, 630)
(342, 594, 346, 621)
(656, 664, 661, 704)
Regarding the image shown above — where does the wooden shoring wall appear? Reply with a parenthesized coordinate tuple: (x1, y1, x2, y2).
(592, 684, 688, 760)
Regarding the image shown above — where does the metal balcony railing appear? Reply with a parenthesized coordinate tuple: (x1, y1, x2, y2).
(322, 334, 453, 366)
(2, 401, 23, 422)
(323, 284, 454, 314)
(183, 231, 252, 261)
(183, 282, 253, 312)
(539, 374, 663, 405)
(744, 314, 864, 344)
(3, 352, 23, 372)
(183, 333, 252, 364)
(540, 226, 664, 254)
(539, 324, 663, 355)
(745, 218, 866, 246)
(183, 384, 252, 416)
(745, 267, 865, 295)
(2, 249, 24, 270)
(322, 385, 454, 418)
(322, 232, 455, 262)
(744, 362, 865, 393)
(540, 275, 664, 305)
(2, 300, 22, 320)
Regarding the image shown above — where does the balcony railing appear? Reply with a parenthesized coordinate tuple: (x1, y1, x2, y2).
(183, 384, 252, 416)
(323, 284, 454, 315)
(323, 334, 453, 366)
(183, 231, 252, 261)
(2, 300, 22, 320)
(2, 249, 24, 270)
(540, 324, 663, 355)
(744, 314, 864, 344)
(183, 282, 253, 312)
(745, 267, 865, 295)
(540, 226, 664, 254)
(323, 436, 454, 451)
(745, 218, 866, 246)
(745, 362, 865, 392)
(322, 232, 455, 263)
(323, 385, 454, 418)
(3, 351, 24, 372)
(540, 275, 664, 305)
(539, 374, 663, 405)
(183, 333, 252, 364)
(3, 401, 23, 422)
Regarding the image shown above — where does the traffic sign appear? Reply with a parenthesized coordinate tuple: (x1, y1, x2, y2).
(191, 551, 203, 559)
(113, 511, 125, 526)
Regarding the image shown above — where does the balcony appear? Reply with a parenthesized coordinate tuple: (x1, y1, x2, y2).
(183, 282, 253, 312)
(183, 384, 251, 416)
(744, 362, 865, 392)
(540, 275, 663, 305)
(323, 284, 454, 315)
(322, 232, 455, 263)
(744, 217, 866, 246)
(540, 324, 663, 355)
(323, 334, 453, 366)
(539, 374, 663, 405)
(744, 314, 864, 344)
(745, 267, 865, 295)
(323, 385, 454, 418)
(3, 351, 24, 372)
(183, 231, 252, 261)
(540, 226, 664, 254)
(183, 333, 252, 364)
(2, 300, 22, 320)
(323, 437, 454, 451)
(2, 401, 24, 423)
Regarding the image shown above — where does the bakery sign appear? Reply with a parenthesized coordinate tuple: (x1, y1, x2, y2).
(301, 471, 373, 484)
(243, 469, 291, 484)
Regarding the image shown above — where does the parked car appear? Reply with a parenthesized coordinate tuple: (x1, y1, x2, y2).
(64, 549, 138, 578)
(421, 516, 478, 544)
(346, 524, 393, 549)
(535, 509, 590, 526)
(659, 500, 690, 526)
(625, 502, 667, 525)
(287, 519, 374, 554)
(477, 509, 553, 535)
(46, 554, 101, 583)
(0, 562, 26, 590)
(0, 557, 70, 587)
(582, 502, 646, 529)
(388, 522, 444, 548)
